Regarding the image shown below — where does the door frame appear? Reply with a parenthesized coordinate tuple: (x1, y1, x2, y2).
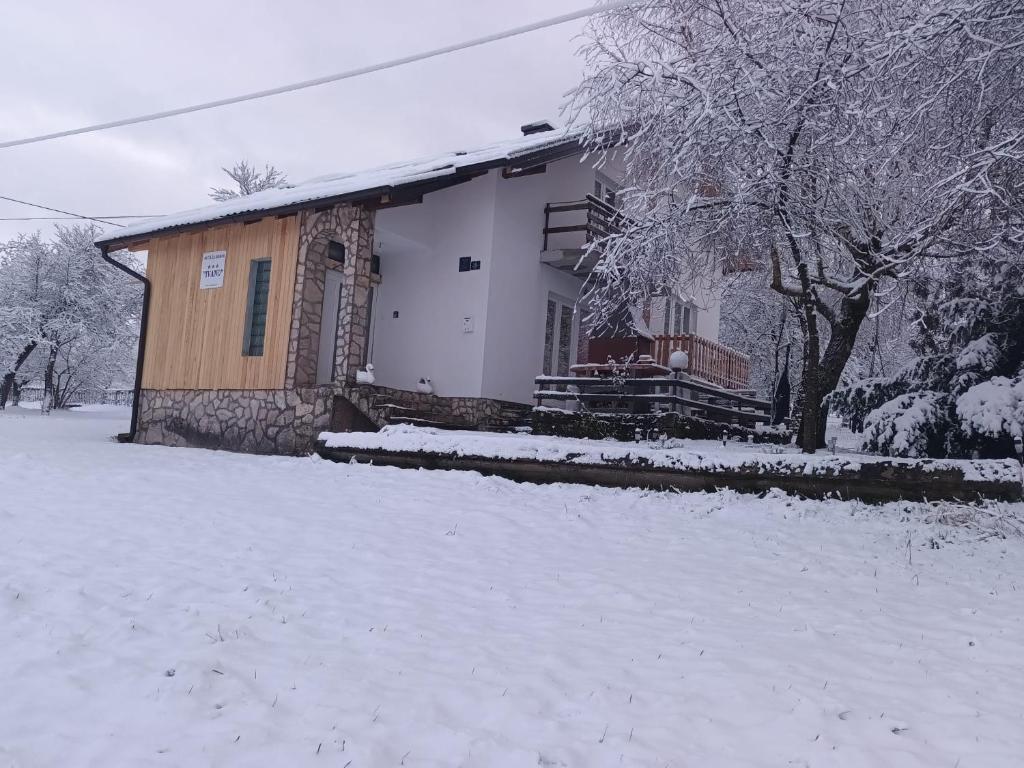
(543, 292, 578, 376)
(316, 268, 344, 385)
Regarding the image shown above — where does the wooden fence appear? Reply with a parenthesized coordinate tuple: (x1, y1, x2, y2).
(653, 334, 751, 390)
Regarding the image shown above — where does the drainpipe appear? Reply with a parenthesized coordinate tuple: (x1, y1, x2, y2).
(99, 243, 151, 443)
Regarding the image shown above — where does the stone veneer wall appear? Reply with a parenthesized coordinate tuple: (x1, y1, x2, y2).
(286, 204, 375, 389)
(137, 388, 333, 455)
(336, 383, 530, 429)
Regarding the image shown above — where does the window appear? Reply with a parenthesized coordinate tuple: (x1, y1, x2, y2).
(594, 173, 618, 207)
(243, 259, 272, 356)
(327, 241, 346, 264)
(663, 297, 697, 336)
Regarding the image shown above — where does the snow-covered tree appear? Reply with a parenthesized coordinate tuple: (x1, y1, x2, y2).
(209, 161, 289, 201)
(1, 233, 49, 408)
(832, 254, 1024, 458)
(0, 225, 141, 411)
(568, 0, 1024, 451)
(718, 268, 801, 417)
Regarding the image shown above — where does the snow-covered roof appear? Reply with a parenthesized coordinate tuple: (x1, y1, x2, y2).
(96, 127, 588, 247)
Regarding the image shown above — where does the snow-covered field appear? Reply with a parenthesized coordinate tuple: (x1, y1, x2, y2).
(2, 408, 1024, 767)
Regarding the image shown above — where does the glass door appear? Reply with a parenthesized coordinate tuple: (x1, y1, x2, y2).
(543, 294, 577, 376)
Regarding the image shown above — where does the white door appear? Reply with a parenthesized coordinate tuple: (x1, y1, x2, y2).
(543, 294, 577, 376)
(316, 270, 344, 385)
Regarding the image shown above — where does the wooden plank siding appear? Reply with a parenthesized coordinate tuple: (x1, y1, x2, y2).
(140, 216, 300, 390)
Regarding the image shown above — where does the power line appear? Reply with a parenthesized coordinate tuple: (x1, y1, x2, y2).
(0, 0, 636, 151)
(0, 194, 133, 227)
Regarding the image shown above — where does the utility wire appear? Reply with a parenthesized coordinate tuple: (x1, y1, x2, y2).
(0, 0, 636, 151)
(0, 194, 133, 227)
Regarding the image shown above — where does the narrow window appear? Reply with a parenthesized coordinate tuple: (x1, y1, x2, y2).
(243, 259, 272, 356)
(543, 299, 557, 376)
(672, 301, 683, 335)
(557, 304, 574, 376)
(683, 306, 693, 334)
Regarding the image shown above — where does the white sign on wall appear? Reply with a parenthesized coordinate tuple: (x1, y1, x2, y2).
(199, 250, 227, 289)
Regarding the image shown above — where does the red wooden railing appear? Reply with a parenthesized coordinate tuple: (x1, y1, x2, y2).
(652, 334, 751, 390)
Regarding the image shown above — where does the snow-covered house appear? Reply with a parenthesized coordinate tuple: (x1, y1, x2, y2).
(96, 122, 745, 454)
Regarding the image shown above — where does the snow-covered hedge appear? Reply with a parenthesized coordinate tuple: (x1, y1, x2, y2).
(861, 392, 945, 458)
(958, 375, 1024, 441)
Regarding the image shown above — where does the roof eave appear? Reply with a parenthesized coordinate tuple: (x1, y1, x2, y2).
(96, 130, 621, 250)
(94, 184, 393, 250)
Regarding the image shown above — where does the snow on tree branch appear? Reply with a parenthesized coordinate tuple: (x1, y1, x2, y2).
(209, 161, 290, 201)
(569, 0, 1024, 451)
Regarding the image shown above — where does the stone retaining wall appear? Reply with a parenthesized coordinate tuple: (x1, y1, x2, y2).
(316, 445, 1024, 503)
(137, 388, 333, 455)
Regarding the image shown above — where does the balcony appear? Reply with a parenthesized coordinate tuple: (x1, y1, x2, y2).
(541, 194, 627, 274)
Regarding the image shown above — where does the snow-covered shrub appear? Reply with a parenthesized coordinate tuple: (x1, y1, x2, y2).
(958, 376, 1024, 442)
(956, 334, 1002, 374)
(860, 392, 948, 458)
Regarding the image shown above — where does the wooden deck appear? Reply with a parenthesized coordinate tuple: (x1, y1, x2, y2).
(535, 367, 770, 427)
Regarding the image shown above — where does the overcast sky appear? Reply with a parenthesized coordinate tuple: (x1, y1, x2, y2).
(0, 0, 591, 242)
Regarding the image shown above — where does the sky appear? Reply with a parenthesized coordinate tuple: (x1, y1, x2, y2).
(0, 0, 593, 243)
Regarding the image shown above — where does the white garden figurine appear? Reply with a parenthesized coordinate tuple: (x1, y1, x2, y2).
(416, 378, 433, 394)
(355, 363, 375, 385)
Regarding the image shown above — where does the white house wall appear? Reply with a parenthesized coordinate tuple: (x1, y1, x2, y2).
(693, 284, 722, 340)
(369, 173, 498, 397)
(480, 155, 603, 403)
(367, 146, 721, 406)
(648, 282, 723, 342)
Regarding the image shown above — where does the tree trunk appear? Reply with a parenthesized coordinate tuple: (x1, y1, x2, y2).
(795, 298, 822, 453)
(798, 291, 872, 450)
(0, 341, 38, 409)
(799, 370, 823, 452)
(40, 345, 57, 415)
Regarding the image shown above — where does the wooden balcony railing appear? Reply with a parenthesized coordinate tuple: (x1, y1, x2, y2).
(542, 194, 630, 251)
(653, 334, 751, 391)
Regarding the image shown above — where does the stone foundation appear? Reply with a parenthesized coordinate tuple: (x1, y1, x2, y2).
(137, 388, 333, 455)
(136, 385, 534, 455)
(337, 383, 531, 430)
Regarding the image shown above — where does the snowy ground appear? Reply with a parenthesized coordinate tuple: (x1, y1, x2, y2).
(2, 408, 1024, 767)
